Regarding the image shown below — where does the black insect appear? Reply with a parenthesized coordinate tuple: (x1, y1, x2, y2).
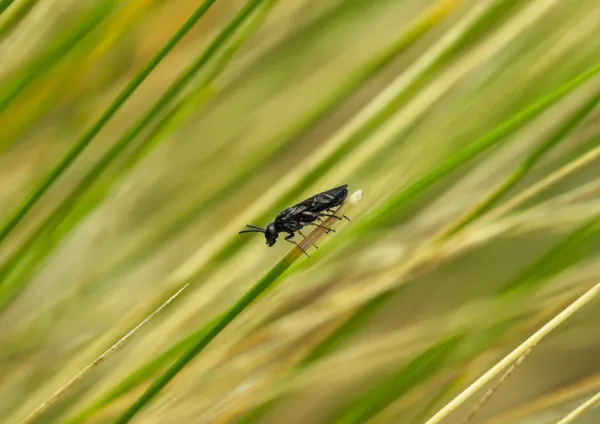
(238, 184, 350, 256)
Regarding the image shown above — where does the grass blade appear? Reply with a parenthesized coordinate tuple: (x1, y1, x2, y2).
(358, 63, 600, 232)
(331, 334, 465, 424)
(556, 390, 600, 424)
(424, 283, 600, 424)
(97, 0, 463, 283)
(442, 89, 600, 238)
(0, 0, 219, 246)
(113, 191, 362, 424)
(0, 0, 267, 308)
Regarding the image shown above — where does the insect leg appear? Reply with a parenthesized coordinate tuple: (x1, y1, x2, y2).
(304, 222, 335, 233)
(303, 211, 342, 221)
(298, 230, 318, 249)
(326, 208, 350, 222)
(284, 232, 310, 257)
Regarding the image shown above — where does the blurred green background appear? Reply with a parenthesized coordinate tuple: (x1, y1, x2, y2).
(2, 0, 600, 423)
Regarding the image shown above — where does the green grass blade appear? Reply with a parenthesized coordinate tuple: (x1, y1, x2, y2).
(0, 0, 266, 305)
(330, 334, 465, 424)
(65, 324, 212, 424)
(0, 0, 219, 246)
(354, 62, 600, 233)
(500, 216, 600, 295)
(230, 75, 600, 424)
(0, 0, 117, 112)
(0, 0, 15, 16)
(114, 197, 360, 423)
(54, 0, 277, 241)
(114, 258, 299, 423)
(98, 0, 460, 282)
(236, 291, 395, 423)
(442, 89, 600, 237)
(0, 0, 39, 39)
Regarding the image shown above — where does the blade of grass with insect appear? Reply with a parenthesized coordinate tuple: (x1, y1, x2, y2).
(0, 0, 268, 310)
(95, 0, 467, 284)
(162, 0, 513, 294)
(112, 191, 362, 424)
(295, 68, 600, 271)
(93, 84, 600, 423)
(227, 97, 600, 421)
(47, 0, 485, 361)
(0, 0, 219, 246)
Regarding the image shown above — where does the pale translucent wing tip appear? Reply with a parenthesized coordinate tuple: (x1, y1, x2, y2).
(349, 190, 363, 204)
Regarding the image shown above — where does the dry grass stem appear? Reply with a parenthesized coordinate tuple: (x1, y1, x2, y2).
(481, 374, 600, 424)
(424, 283, 600, 424)
(461, 349, 532, 423)
(17, 282, 190, 424)
(556, 390, 600, 424)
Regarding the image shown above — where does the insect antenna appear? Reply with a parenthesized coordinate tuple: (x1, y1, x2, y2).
(238, 224, 265, 234)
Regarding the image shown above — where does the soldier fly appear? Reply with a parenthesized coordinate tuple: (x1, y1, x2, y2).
(238, 184, 350, 257)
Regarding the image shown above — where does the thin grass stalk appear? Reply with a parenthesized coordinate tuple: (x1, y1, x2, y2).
(480, 138, 600, 223)
(366, 291, 593, 424)
(16, 283, 190, 424)
(64, 327, 200, 424)
(442, 90, 600, 238)
(556, 391, 600, 424)
(461, 349, 531, 423)
(113, 191, 362, 424)
(481, 373, 600, 424)
(0, 0, 267, 308)
(356, 63, 600, 233)
(423, 283, 600, 424)
(98, 0, 463, 283)
(0, 0, 219, 246)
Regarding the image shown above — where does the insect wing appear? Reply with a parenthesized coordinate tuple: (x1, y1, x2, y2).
(274, 204, 310, 222)
(275, 184, 349, 225)
(301, 184, 349, 212)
